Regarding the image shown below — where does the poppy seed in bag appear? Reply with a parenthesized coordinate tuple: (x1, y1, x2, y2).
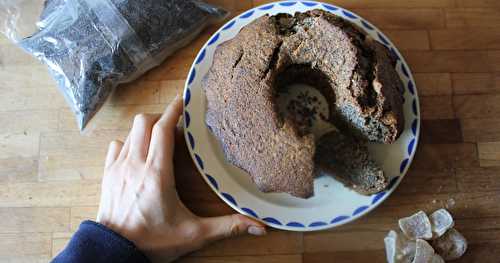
(19, 0, 227, 129)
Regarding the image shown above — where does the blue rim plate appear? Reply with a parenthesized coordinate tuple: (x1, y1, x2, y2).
(183, 1, 420, 231)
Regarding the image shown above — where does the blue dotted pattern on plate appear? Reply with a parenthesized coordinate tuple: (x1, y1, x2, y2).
(287, 221, 306, 227)
(183, 1, 420, 229)
(222, 21, 236, 30)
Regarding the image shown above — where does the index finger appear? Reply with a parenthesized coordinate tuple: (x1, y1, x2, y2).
(146, 95, 184, 170)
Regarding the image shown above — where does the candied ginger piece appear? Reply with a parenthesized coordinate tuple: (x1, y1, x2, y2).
(399, 211, 432, 240)
(385, 230, 416, 263)
(430, 209, 454, 238)
(432, 228, 468, 260)
(412, 239, 434, 263)
(385, 231, 397, 263)
(430, 254, 445, 263)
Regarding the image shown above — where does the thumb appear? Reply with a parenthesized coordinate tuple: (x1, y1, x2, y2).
(200, 214, 267, 243)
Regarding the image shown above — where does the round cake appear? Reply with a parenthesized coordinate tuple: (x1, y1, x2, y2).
(203, 10, 404, 198)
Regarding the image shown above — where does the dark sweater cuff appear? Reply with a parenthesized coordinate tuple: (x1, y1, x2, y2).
(51, 220, 151, 263)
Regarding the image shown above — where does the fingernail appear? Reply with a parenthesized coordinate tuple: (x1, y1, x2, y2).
(248, 226, 267, 236)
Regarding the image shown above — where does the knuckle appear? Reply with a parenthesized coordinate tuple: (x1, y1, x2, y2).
(122, 168, 135, 181)
(148, 165, 165, 180)
(194, 224, 209, 248)
(143, 174, 161, 192)
(181, 221, 205, 244)
(144, 161, 159, 173)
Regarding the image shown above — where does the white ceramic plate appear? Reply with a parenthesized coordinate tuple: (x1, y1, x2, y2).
(183, 0, 420, 231)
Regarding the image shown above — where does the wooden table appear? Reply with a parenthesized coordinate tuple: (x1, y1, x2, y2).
(1, 0, 499, 262)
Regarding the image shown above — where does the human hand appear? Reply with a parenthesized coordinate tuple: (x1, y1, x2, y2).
(96, 95, 266, 262)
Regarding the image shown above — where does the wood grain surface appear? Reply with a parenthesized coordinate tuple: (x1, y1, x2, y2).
(1, 0, 499, 262)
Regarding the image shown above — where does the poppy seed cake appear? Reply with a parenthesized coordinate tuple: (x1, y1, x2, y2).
(203, 10, 404, 198)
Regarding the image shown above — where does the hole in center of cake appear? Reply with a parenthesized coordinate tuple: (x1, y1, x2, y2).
(275, 64, 337, 138)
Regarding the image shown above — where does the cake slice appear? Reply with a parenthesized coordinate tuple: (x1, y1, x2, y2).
(315, 130, 388, 195)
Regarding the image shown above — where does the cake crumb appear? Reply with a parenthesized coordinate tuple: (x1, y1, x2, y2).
(445, 198, 456, 209)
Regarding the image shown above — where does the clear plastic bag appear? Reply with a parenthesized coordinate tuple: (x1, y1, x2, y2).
(0, 0, 227, 129)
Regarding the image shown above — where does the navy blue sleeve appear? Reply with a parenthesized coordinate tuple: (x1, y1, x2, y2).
(51, 220, 151, 263)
